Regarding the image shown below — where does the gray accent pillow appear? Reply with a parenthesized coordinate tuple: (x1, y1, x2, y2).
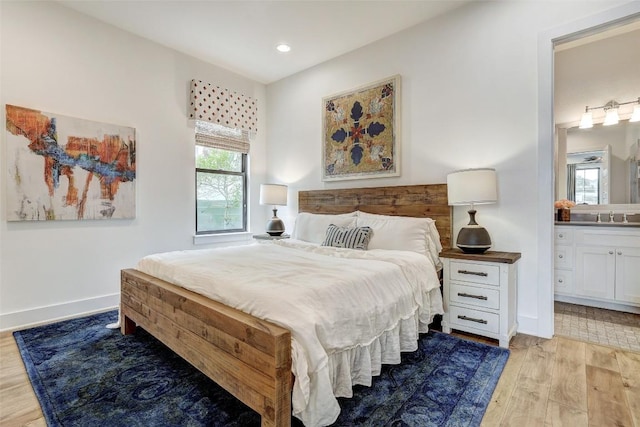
(321, 224, 373, 250)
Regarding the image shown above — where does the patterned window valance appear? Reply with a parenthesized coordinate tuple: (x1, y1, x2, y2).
(189, 79, 257, 154)
(189, 79, 257, 133)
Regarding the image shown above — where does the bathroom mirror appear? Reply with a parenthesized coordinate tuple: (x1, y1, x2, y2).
(556, 120, 640, 206)
(554, 21, 640, 212)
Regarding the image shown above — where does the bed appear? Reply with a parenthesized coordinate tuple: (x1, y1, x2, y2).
(120, 184, 451, 427)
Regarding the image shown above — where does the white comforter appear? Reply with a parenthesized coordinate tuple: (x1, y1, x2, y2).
(136, 239, 443, 426)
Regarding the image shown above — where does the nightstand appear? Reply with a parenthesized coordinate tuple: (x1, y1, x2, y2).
(440, 248, 521, 348)
(252, 233, 290, 240)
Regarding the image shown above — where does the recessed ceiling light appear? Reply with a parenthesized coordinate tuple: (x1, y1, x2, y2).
(276, 43, 291, 53)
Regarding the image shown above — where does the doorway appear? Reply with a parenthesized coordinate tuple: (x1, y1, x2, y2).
(537, 3, 640, 340)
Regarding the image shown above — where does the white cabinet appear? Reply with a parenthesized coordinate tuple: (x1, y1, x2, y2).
(554, 225, 640, 312)
(615, 247, 640, 305)
(441, 249, 520, 348)
(575, 245, 615, 300)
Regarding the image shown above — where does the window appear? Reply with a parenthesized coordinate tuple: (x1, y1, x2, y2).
(574, 167, 600, 205)
(196, 146, 247, 234)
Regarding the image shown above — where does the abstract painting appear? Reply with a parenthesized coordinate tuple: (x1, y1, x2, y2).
(322, 75, 400, 181)
(5, 105, 136, 221)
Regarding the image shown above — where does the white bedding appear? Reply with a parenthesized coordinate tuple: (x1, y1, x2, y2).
(136, 239, 443, 426)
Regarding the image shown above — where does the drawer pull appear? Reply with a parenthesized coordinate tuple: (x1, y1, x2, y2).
(458, 292, 488, 301)
(458, 269, 488, 277)
(458, 315, 488, 324)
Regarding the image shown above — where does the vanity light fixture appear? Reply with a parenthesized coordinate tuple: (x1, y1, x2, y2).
(630, 102, 640, 123)
(579, 107, 593, 129)
(602, 101, 619, 126)
(579, 97, 639, 128)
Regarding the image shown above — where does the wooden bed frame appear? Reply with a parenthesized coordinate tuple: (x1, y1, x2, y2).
(120, 184, 451, 427)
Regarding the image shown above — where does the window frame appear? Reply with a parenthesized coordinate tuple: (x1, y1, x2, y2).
(574, 166, 600, 205)
(195, 149, 248, 235)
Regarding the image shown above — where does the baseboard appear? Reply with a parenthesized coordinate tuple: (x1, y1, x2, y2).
(0, 293, 119, 332)
(555, 294, 640, 314)
(516, 314, 550, 339)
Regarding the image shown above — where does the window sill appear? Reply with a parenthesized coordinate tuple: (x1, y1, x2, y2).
(193, 232, 253, 246)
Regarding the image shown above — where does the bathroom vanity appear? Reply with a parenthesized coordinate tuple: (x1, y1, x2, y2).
(554, 222, 640, 313)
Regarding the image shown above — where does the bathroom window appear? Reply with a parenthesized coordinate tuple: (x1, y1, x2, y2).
(574, 167, 600, 205)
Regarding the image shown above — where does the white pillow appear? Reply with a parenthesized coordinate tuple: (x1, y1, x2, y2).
(356, 211, 442, 268)
(292, 212, 357, 243)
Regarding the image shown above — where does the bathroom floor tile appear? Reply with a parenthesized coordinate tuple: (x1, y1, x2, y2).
(554, 301, 640, 352)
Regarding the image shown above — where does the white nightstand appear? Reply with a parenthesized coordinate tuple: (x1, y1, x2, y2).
(252, 233, 290, 241)
(440, 248, 521, 348)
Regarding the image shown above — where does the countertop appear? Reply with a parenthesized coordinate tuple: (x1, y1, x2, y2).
(555, 221, 640, 227)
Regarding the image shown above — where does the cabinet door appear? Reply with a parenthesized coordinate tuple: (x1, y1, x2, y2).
(575, 246, 615, 300)
(615, 247, 640, 305)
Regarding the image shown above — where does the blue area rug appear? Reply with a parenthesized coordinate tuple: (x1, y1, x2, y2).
(15, 310, 509, 426)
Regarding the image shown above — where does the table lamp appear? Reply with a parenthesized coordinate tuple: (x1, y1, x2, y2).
(447, 168, 497, 253)
(259, 184, 288, 236)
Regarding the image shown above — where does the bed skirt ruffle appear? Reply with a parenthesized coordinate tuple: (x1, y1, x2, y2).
(293, 287, 443, 426)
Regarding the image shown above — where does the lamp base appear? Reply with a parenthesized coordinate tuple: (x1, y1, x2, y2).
(456, 225, 492, 253)
(266, 217, 285, 236)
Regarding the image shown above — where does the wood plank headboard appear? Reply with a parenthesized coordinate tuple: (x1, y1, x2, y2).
(298, 184, 452, 250)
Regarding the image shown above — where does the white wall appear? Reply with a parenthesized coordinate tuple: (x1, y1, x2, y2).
(554, 27, 640, 125)
(266, 1, 632, 338)
(0, 1, 269, 330)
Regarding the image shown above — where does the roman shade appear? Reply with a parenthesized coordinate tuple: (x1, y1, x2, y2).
(189, 79, 258, 153)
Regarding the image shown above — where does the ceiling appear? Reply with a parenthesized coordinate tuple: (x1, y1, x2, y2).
(57, 0, 470, 84)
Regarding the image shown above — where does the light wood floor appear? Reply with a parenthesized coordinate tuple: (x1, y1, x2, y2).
(1, 329, 638, 427)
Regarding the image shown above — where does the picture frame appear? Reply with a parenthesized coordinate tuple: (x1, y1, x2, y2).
(5, 104, 136, 221)
(322, 75, 401, 181)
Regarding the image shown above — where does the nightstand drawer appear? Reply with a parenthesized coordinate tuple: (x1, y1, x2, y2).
(449, 261, 500, 286)
(449, 306, 499, 334)
(450, 283, 499, 310)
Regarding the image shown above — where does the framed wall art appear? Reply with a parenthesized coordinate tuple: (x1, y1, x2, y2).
(5, 104, 136, 221)
(322, 75, 400, 181)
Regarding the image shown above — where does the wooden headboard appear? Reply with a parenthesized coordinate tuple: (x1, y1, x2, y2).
(298, 184, 452, 250)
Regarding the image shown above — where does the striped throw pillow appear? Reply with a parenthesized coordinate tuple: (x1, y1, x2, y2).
(322, 224, 372, 250)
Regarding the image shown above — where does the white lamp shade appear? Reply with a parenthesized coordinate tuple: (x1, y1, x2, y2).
(630, 104, 640, 123)
(603, 108, 619, 126)
(579, 111, 593, 129)
(259, 184, 288, 206)
(447, 168, 497, 206)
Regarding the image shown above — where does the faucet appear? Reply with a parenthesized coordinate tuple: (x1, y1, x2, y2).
(609, 211, 615, 223)
(623, 213, 629, 224)
(594, 212, 602, 223)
